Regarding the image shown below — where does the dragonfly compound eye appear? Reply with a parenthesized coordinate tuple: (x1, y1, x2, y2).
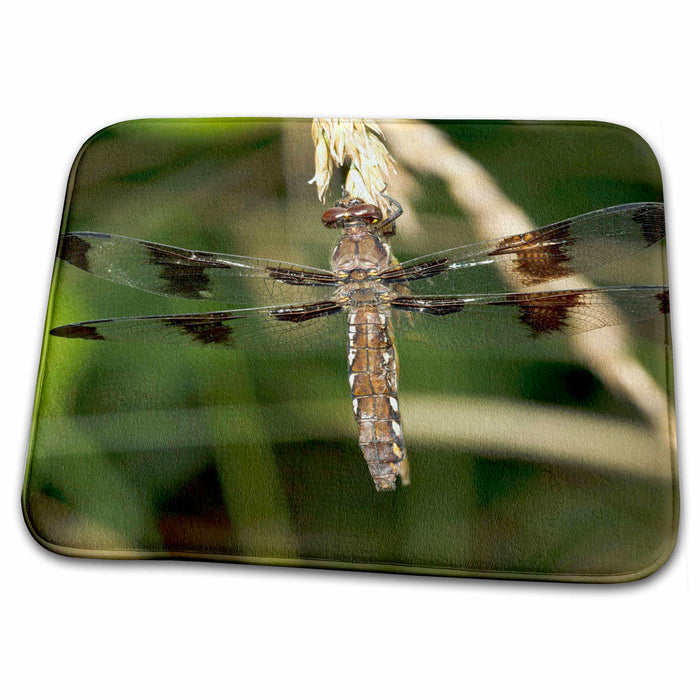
(321, 207, 347, 228)
(346, 203, 382, 224)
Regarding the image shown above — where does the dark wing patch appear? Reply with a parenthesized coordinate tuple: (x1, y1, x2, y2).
(266, 267, 337, 286)
(58, 231, 108, 271)
(387, 202, 666, 295)
(486, 220, 574, 285)
(51, 324, 106, 340)
(488, 291, 585, 336)
(632, 203, 666, 245)
(391, 297, 465, 316)
(164, 316, 234, 345)
(49, 303, 348, 354)
(391, 286, 669, 351)
(656, 288, 670, 315)
(56, 232, 338, 304)
(144, 243, 230, 298)
(268, 301, 343, 323)
(379, 258, 449, 284)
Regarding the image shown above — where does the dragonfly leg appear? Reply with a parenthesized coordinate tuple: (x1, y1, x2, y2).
(374, 193, 403, 236)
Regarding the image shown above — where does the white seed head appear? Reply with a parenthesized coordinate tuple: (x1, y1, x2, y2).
(308, 119, 397, 215)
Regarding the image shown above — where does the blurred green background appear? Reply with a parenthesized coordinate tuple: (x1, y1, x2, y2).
(24, 119, 676, 580)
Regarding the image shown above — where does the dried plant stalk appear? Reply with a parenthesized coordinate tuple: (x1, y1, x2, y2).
(308, 119, 397, 215)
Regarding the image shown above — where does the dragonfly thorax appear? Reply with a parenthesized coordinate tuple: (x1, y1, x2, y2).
(336, 280, 393, 305)
(331, 230, 392, 280)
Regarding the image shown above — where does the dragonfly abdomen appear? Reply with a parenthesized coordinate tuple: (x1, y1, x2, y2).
(347, 305, 407, 491)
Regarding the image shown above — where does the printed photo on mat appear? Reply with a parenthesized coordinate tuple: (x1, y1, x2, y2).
(24, 119, 677, 581)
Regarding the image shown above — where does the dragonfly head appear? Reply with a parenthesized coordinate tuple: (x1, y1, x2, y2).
(322, 197, 383, 229)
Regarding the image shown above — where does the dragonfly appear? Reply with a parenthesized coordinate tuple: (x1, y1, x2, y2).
(50, 197, 669, 491)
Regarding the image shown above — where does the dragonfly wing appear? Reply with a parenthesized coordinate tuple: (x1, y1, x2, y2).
(380, 202, 665, 295)
(50, 301, 348, 354)
(390, 286, 670, 351)
(58, 232, 338, 304)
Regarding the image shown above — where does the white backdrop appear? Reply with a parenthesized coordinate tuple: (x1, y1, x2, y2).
(2, 2, 696, 698)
